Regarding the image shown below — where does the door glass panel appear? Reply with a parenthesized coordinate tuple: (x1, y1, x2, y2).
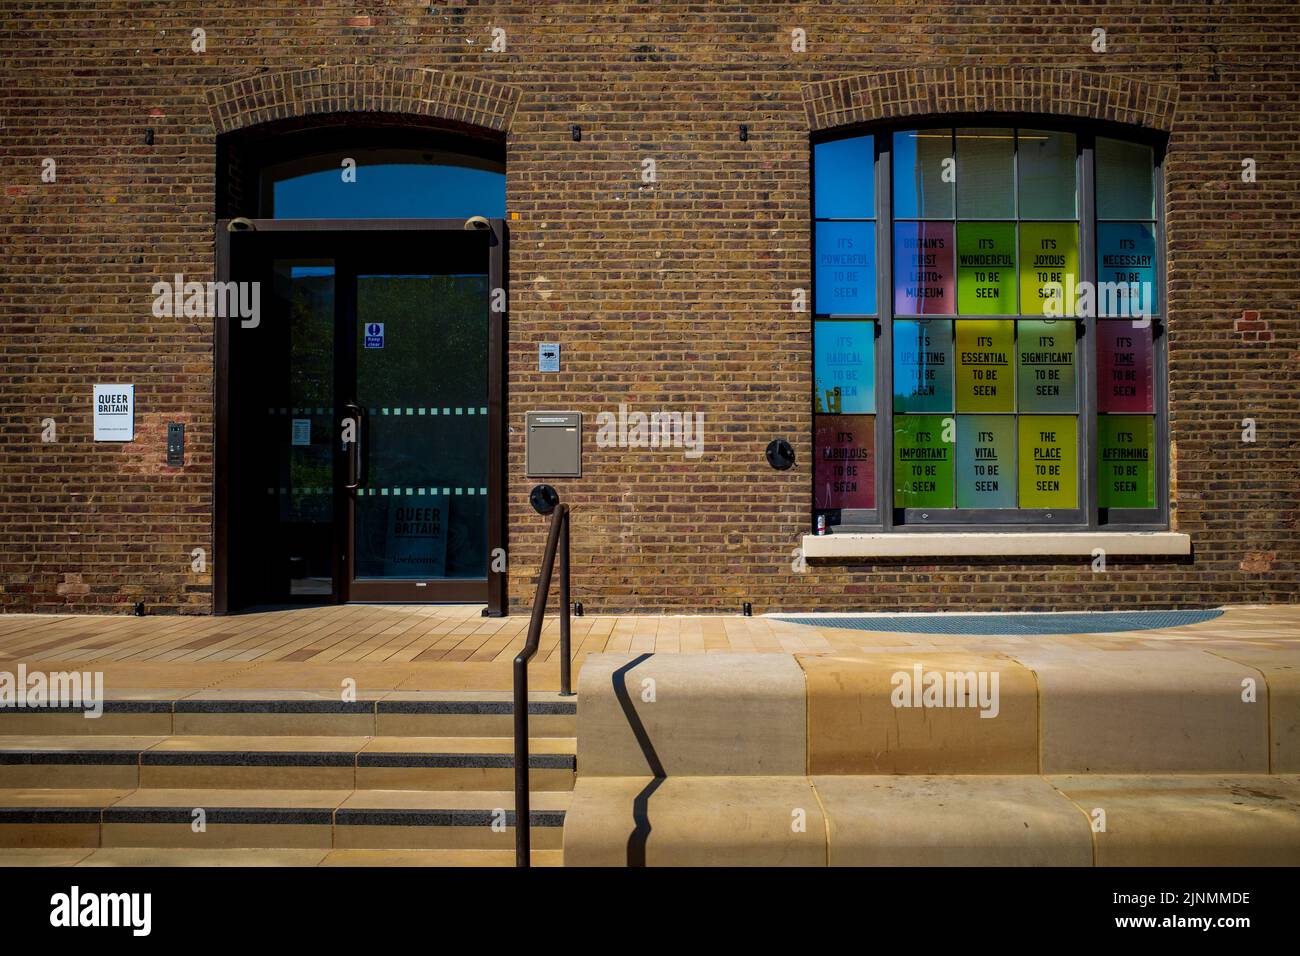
(272, 261, 336, 597)
(354, 273, 489, 580)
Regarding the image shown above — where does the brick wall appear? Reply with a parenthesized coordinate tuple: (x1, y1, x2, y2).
(1, 2, 1296, 614)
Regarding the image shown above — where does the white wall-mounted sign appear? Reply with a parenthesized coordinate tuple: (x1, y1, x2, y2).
(93, 384, 134, 441)
(538, 342, 560, 372)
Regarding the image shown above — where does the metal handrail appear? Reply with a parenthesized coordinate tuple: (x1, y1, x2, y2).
(514, 502, 573, 868)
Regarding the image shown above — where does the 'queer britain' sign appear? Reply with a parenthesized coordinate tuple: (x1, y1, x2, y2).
(92, 384, 133, 441)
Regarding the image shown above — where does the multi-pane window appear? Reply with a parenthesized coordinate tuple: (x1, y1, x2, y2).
(812, 124, 1165, 531)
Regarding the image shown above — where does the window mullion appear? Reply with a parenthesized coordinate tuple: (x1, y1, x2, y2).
(1154, 156, 1170, 528)
(878, 135, 894, 531)
(1080, 135, 1100, 530)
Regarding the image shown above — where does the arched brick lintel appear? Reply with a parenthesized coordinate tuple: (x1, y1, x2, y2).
(206, 65, 522, 136)
(802, 67, 1178, 133)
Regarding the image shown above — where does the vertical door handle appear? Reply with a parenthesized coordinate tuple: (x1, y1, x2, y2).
(344, 402, 365, 490)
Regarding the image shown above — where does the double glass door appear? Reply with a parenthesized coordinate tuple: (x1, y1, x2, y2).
(219, 225, 502, 608)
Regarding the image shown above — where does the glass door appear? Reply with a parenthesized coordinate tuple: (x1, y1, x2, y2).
(217, 223, 504, 612)
(345, 253, 490, 602)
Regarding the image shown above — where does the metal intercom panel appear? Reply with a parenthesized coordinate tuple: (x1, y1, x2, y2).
(526, 411, 582, 477)
(167, 422, 185, 466)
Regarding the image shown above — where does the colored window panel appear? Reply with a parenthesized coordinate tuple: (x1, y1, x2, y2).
(1096, 137, 1155, 220)
(1098, 415, 1156, 509)
(815, 321, 875, 414)
(1096, 321, 1154, 412)
(956, 414, 1017, 508)
(1017, 320, 1077, 413)
(1018, 130, 1077, 219)
(893, 415, 955, 509)
(893, 130, 954, 220)
(815, 221, 876, 314)
(1096, 222, 1158, 316)
(815, 414, 876, 510)
(1017, 416, 1078, 508)
(956, 128, 1015, 219)
(955, 320, 1014, 413)
(956, 223, 1017, 314)
(814, 136, 874, 219)
(893, 320, 954, 413)
(893, 222, 955, 315)
(1019, 222, 1079, 318)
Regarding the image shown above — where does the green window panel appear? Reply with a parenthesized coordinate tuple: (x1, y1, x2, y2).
(1098, 414, 1156, 509)
(956, 222, 1017, 314)
(893, 415, 955, 509)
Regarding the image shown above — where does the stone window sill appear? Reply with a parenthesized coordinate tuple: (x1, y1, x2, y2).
(801, 531, 1190, 559)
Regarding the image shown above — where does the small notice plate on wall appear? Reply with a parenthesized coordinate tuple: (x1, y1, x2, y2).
(538, 342, 560, 372)
(291, 419, 312, 446)
(93, 384, 134, 441)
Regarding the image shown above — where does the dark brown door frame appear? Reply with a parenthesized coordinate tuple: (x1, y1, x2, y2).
(213, 218, 507, 615)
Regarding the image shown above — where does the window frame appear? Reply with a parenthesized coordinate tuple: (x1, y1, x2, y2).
(811, 114, 1169, 535)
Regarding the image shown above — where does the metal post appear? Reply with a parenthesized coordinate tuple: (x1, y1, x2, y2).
(514, 503, 567, 868)
(513, 651, 530, 868)
(559, 510, 572, 697)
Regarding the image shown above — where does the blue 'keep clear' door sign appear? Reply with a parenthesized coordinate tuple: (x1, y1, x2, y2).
(364, 322, 385, 349)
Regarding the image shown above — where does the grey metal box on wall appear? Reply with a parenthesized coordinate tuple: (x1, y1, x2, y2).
(526, 411, 582, 477)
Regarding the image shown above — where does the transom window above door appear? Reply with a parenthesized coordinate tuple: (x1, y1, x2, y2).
(260, 147, 505, 219)
(812, 123, 1167, 532)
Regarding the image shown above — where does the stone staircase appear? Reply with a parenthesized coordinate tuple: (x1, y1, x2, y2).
(0, 692, 576, 866)
(563, 650, 1300, 865)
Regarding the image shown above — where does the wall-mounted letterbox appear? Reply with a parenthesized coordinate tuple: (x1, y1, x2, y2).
(526, 411, 582, 477)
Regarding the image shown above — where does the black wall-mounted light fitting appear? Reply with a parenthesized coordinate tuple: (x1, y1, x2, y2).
(765, 439, 795, 470)
(570, 124, 581, 142)
(529, 483, 560, 515)
(739, 124, 749, 142)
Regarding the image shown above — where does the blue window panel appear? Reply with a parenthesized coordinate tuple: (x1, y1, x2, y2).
(814, 136, 873, 219)
(1095, 222, 1158, 316)
(815, 321, 876, 414)
(815, 221, 876, 315)
(272, 164, 506, 220)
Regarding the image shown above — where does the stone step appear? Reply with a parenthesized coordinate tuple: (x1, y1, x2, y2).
(562, 773, 1300, 866)
(578, 650, 1289, 775)
(0, 692, 578, 739)
(0, 788, 568, 852)
(0, 735, 577, 791)
(0, 847, 564, 867)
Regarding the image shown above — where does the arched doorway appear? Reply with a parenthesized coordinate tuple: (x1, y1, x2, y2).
(213, 117, 507, 614)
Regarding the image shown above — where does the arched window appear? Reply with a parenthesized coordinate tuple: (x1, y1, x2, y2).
(262, 147, 505, 219)
(214, 120, 507, 613)
(812, 122, 1166, 531)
